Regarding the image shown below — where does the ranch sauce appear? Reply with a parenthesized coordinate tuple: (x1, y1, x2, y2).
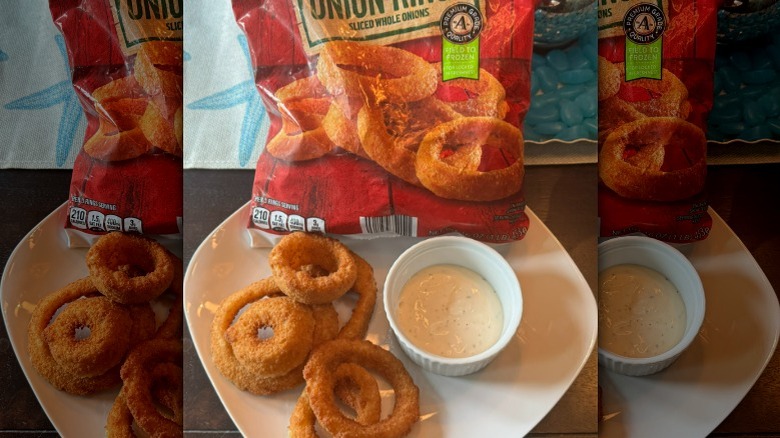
(396, 264, 503, 358)
(599, 264, 686, 358)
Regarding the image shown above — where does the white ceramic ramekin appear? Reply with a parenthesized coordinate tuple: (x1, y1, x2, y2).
(383, 236, 522, 377)
(598, 236, 706, 376)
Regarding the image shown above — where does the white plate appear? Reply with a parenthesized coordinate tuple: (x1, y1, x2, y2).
(184, 202, 597, 437)
(0, 202, 183, 437)
(600, 209, 780, 437)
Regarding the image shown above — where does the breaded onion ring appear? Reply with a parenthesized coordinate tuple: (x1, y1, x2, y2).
(316, 41, 436, 103)
(120, 338, 183, 438)
(44, 296, 132, 377)
(303, 339, 420, 438)
(337, 252, 377, 341)
(28, 277, 122, 395)
(211, 278, 306, 394)
(416, 117, 525, 201)
(599, 117, 707, 201)
(312, 303, 340, 347)
(224, 296, 315, 377)
(106, 362, 183, 438)
(269, 232, 357, 305)
(358, 97, 460, 186)
(128, 303, 158, 347)
(289, 363, 382, 437)
(432, 63, 508, 118)
(86, 232, 175, 305)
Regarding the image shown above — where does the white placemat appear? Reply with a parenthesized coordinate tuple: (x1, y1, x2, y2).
(183, 0, 269, 169)
(0, 0, 86, 169)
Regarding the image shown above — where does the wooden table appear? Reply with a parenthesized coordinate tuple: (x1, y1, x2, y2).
(1, 163, 778, 436)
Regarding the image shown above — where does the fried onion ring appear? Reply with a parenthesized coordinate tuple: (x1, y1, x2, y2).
(86, 232, 175, 304)
(303, 339, 420, 438)
(224, 296, 315, 377)
(312, 303, 340, 347)
(106, 362, 183, 438)
(337, 252, 377, 341)
(120, 338, 183, 438)
(416, 117, 525, 201)
(358, 97, 460, 186)
(269, 232, 357, 305)
(128, 303, 158, 347)
(28, 277, 122, 395)
(289, 362, 382, 437)
(211, 278, 307, 394)
(433, 63, 508, 118)
(316, 41, 436, 102)
(599, 117, 707, 201)
(44, 296, 132, 377)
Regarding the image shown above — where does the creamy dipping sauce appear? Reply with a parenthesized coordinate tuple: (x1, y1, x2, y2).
(396, 264, 503, 358)
(599, 264, 686, 358)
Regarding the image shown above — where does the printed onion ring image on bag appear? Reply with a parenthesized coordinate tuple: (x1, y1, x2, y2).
(597, 0, 718, 243)
(232, 0, 534, 245)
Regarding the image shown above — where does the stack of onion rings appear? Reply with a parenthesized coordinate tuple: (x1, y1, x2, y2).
(210, 233, 379, 396)
(416, 117, 525, 201)
(27, 232, 183, 436)
(208, 232, 422, 435)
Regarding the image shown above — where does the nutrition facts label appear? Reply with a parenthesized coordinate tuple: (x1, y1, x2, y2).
(252, 207, 325, 233)
(69, 207, 143, 233)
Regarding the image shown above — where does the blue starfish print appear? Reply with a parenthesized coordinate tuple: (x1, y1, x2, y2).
(3, 35, 82, 167)
(187, 34, 266, 167)
(0, 50, 8, 62)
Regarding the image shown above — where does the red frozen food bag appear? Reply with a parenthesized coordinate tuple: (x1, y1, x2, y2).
(597, 0, 719, 243)
(232, 0, 535, 246)
(50, 0, 183, 246)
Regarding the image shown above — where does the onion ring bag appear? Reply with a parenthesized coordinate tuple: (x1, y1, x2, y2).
(50, 0, 183, 247)
(232, 0, 534, 246)
(596, 0, 718, 243)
